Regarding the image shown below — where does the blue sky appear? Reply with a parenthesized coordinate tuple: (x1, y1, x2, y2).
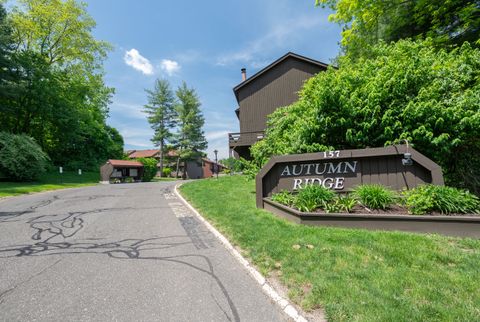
(83, 0, 342, 160)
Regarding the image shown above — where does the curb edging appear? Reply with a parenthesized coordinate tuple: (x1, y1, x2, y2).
(174, 183, 310, 322)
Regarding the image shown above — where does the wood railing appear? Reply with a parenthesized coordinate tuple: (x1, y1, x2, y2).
(228, 131, 265, 146)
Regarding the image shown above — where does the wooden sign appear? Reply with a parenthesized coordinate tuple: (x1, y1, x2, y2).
(256, 145, 444, 208)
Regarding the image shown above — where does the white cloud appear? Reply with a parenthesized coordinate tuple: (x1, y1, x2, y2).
(160, 59, 180, 76)
(124, 49, 154, 75)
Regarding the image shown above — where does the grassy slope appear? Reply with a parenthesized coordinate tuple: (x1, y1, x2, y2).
(0, 171, 99, 197)
(180, 176, 480, 322)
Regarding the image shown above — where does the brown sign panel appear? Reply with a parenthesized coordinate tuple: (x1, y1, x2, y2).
(256, 145, 444, 208)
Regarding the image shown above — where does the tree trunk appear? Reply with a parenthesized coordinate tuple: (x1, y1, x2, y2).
(175, 156, 180, 178)
(182, 161, 187, 180)
(159, 140, 164, 177)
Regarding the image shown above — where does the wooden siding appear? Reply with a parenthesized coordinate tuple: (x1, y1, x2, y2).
(237, 57, 325, 133)
(256, 145, 444, 208)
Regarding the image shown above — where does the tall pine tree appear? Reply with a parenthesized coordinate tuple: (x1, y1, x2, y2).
(174, 82, 207, 178)
(144, 79, 177, 177)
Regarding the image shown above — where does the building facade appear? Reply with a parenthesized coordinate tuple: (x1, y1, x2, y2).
(228, 52, 329, 159)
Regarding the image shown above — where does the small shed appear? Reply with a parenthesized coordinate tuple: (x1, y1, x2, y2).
(100, 159, 144, 183)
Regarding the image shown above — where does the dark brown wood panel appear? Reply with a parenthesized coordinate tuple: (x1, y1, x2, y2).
(237, 58, 325, 133)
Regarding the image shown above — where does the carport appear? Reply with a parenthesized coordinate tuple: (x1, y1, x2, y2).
(100, 159, 144, 183)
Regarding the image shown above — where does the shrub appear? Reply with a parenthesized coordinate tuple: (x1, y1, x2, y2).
(220, 157, 244, 173)
(404, 185, 480, 215)
(0, 132, 49, 181)
(271, 190, 296, 207)
(239, 157, 264, 180)
(251, 40, 480, 195)
(353, 184, 397, 210)
(323, 195, 357, 213)
(294, 185, 335, 212)
(162, 167, 172, 177)
(336, 195, 357, 213)
(136, 157, 157, 182)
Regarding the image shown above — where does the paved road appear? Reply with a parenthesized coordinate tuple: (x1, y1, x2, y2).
(0, 182, 286, 322)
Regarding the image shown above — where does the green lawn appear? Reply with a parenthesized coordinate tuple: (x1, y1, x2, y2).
(0, 171, 99, 197)
(179, 176, 480, 322)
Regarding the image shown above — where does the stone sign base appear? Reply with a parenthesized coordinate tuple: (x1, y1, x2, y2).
(264, 198, 480, 239)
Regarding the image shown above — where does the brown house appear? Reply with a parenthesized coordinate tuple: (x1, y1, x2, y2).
(202, 158, 227, 177)
(228, 52, 329, 159)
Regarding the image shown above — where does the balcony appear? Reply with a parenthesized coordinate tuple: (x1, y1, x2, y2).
(228, 131, 265, 147)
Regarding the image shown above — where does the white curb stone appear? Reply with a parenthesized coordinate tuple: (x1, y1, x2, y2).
(174, 184, 311, 322)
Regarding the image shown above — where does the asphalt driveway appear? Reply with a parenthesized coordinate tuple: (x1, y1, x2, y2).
(0, 182, 286, 322)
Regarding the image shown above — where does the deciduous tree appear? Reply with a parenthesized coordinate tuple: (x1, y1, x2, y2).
(316, 0, 480, 59)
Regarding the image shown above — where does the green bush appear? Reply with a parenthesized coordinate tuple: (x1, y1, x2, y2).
(0, 132, 49, 181)
(220, 157, 244, 173)
(136, 157, 157, 182)
(336, 195, 357, 213)
(162, 167, 172, 177)
(294, 185, 335, 212)
(353, 184, 397, 210)
(239, 157, 263, 180)
(251, 39, 480, 195)
(324, 195, 357, 213)
(404, 185, 480, 215)
(271, 190, 296, 207)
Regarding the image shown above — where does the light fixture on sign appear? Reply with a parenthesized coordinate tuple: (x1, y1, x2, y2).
(401, 139, 413, 166)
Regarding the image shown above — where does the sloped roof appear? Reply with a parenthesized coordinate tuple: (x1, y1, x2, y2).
(107, 159, 143, 167)
(233, 52, 329, 101)
(128, 149, 159, 158)
(202, 158, 227, 168)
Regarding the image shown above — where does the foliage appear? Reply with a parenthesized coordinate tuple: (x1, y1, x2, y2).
(0, 1, 122, 170)
(0, 4, 19, 101)
(219, 157, 244, 173)
(294, 184, 335, 212)
(173, 82, 207, 177)
(144, 79, 177, 177)
(404, 185, 480, 215)
(353, 184, 398, 210)
(180, 175, 480, 321)
(333, 194, 357, 213)
(271, 190, 296, 207)
(251, 40, 480, 194)
(239, 157, 263, 180)
(136, 157, 157, 182)
(10, 0, 110, 70)
(162, 167, 172, 177)
(316, 0, 480, 60)
(0, 132, 49, 181)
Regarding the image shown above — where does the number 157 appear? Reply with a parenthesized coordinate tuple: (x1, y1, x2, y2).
(323, 150, 340, 158)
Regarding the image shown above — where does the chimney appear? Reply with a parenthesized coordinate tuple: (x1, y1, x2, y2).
(241, 68, 247, 81)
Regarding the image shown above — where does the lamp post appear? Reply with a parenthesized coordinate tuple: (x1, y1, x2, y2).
(213, 149, 218, 179)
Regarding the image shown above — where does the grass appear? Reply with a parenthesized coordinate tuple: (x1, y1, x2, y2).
(179, 176, 480, 322)
(0, 171, 99, 197)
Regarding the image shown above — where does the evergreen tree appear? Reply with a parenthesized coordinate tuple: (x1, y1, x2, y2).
(144, 79, 177, 177)
(0, 4, 19, 105)
(174, 82, 207, 178)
